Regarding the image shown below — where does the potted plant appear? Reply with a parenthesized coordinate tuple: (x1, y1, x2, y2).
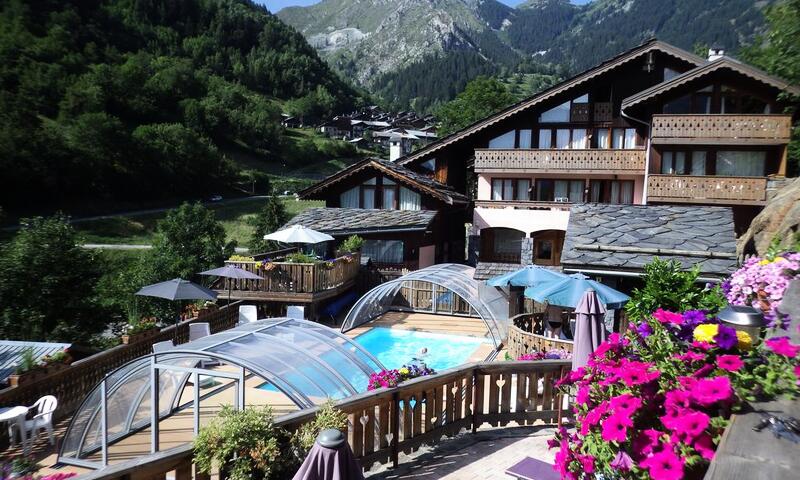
(8, 348, 45, 387)
(40, 349, 71, 375)
(197, 301, 219, 318)
(288, 401, 347, 467)
(121, 318, 159, 345)
(337, 235, 363, 257)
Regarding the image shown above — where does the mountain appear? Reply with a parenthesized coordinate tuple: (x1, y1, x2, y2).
(0, 0, 359, 210)
(278, 0, 773, 110)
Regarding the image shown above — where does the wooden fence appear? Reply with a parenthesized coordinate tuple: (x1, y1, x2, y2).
(0, 302, 241, 426)
(220, 253, 360, 294)
(507, 313, 575, 360)
(75, 360, 571, 480)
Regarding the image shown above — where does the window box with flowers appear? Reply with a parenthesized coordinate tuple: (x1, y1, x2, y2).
(367, 364, 437, 391)
(121, 319, 159, 345)
(7, 348, 46, 387)
(39, 350, 71, 375)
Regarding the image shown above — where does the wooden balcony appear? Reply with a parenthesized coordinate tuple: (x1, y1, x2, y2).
(647, 175, 768, 205)
(651, 114, 792, 145)
(474, 148, 646, 173)
(213, 252, 361, 302)
(475, 199, 572, 211)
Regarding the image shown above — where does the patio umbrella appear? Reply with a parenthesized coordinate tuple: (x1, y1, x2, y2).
(135, 278, 217, 324)
(292, 429, 364, 480)
(572, 288, 608, 370)
(264, 224, 334, 244)
(524, 273, 630, 309)
(199, 265, 262, 304)
(486, 265, 567, 287)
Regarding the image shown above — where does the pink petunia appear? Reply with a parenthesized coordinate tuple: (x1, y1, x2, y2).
(691, 376, 733, 406)
(664, 389, 692, 412)
(620, 361, 660, 386)
(667, 410, 710, 438)
(631, 429, 663, 460)
(576, 385, 591, 406)
(717, 355, 744, 372)
(641, 448, 685, 480)
(795, 365, 800, 386)
(610, 451, 634, 471)
(601, 413, 633, 442)
(653, 308, 684, 325)
(765, 337, 800, 357)
(693, 433, 716, 460)
(692, 363, 715, 378)
(577, 454, 595, 474)
(610, 393, 643, 415)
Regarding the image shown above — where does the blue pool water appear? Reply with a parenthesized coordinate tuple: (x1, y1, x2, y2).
(354, 327, 489, 372)
(257, 327, 489, 396)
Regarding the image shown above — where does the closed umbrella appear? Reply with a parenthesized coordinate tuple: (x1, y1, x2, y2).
(524, 273, 629, 309)
(136, 278, 217, 325)
(199, 265, 263, 304)
(572, 288, 608, 370)
(486, 265, 567, 287)
(292, 429, 364, 480)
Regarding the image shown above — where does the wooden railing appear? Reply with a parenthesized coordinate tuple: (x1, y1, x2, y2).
(75, 360, 571, 480)
(220, 253, 361, 294)
(507, 313, 575, 360)
(474, 200, 573, 211)
(474, 149, 646, 173)
(651, 114, 792, 143)
(647, 175, 768, 204)
(0, 303, 241, 425)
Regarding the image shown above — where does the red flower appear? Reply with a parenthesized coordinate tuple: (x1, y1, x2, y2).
(691, 376, 733, 406)
(601, 413, 633, 442)
(717, 354, 744, 372)
(765, 336, 800, 358)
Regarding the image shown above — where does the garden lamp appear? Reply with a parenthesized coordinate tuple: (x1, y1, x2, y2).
(717, 304, 766, 340)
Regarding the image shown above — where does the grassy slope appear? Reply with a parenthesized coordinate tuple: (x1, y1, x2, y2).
(74, 198, 323, 247)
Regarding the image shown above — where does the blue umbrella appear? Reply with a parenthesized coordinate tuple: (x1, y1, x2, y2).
(524, 273, 630, 309)
(486, 265, 567, 287)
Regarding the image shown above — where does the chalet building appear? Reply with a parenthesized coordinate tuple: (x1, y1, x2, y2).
(391, 39, 797, 279)
(295, 158, 470, 271)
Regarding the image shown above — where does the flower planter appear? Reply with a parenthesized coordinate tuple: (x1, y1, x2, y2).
(121, 327, 160, 345)
(44, 362, 69, 376)
(8, 369, 46, 387)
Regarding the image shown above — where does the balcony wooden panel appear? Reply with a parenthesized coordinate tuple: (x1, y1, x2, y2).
(474, 200, 572, 211)
(651, 114, 792, 145)
(474, 148, 646, 173)
(647, 175, 767, 205)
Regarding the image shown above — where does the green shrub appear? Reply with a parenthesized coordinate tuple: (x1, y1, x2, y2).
(15, 348, 37, 374)
(290, 400, 348, 457)
(126, 319, 158, 335)
(624, 258, 726, 322)
(284, 252, 317, 263)
(338, 235, 364, 254)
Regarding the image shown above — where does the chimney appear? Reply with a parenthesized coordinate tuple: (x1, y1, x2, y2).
(389, 135, 402, 162)
(708, 45, 725, 61)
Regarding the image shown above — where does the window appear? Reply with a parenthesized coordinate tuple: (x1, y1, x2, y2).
(589, 180, 634, 204)
(340, 187, 359, 208)
(536, 179, 583, 202)
(382, 187, 396, 209)
(691, 152, 707, 175)
(362, 187, 375, 208)
(661, 151, 686, 174)
(571, 129, 588, 149)
(536, 240, 553, 260)
(539, 100, 571, 122)
(489, 130, 515, 149)
(399, 187, 421, 210)
(596, 129, 610, 149)
(717, 151, 766, 177)
(611, 128, 637, 149)
(664, 67, 680, 81)
(491, 178, 530, 201)
(692, 86, 713, 114)
(519, 129, 532, 149)
(421, 159, 435, 172)
(494, 229, 524, 256)
(556, 129, 570, 149)
(538, 129, 552, 148)
(363, 240, 404, 264)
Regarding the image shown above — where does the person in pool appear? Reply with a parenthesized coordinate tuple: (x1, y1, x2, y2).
(411, 347, 428, 368)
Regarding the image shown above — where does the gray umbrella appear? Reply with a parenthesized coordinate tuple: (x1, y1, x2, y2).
(571, 288, 608, 370)
(136, 278, 217, 325)
(292, 429, 364, 480)
(199, 265, 262, 304)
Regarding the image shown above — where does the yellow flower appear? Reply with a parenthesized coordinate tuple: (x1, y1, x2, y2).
(398, 367, 409, 375)
(736, 330, 753, 351)
(693, 324, 719, 343)
(758, 259, 770, 266)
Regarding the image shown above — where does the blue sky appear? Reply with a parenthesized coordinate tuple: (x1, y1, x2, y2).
(257, 1, 591, 13)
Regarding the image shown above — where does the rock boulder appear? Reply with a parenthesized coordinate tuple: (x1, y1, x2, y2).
(738, 177, 800, 255)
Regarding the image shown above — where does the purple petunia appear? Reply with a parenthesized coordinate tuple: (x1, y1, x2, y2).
(714, 325, 738, 350)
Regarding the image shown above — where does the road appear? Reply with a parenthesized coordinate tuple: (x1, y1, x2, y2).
(80, 244, 251, 253)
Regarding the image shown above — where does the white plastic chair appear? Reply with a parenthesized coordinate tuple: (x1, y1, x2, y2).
(189, 322, 210, 342)
(238, 305, 258, 325)
(287, 305, 305, 320)
(152, 340, 174, 353)
(20, 395, 57, 445)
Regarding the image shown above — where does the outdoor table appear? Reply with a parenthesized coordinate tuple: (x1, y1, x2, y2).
(505, 457, 559, 480)
(0, 405, 29, 452)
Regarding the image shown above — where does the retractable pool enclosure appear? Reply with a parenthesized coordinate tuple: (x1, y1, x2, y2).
(341, 264, 510, 348)
(58, 318, 384, 469)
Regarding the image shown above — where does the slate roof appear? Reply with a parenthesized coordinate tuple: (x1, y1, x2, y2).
(561, 204, 738, 277)
(0, 340, 71, 381)
(284, 208, 437, 236)
(473, 262, 523, 281)
(298, 158, 469, 206)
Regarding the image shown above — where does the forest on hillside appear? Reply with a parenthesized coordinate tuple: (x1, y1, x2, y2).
(0, 0, 360, 211)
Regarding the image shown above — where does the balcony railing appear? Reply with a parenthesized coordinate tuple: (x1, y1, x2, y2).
(651, 114, 792, 144)
(474, 149, 646, 173)
(218, 252, 361, 295)
(507, 313, 575, 360)
(647, 175, 768, 205)
(474, 199, 573, 211)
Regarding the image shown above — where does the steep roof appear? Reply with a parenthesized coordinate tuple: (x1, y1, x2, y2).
(298, 158, 469, 205)
(284, 207, 437, 236)
(622, 56, 800, 109)
(398, 39, 706, 166)
(561, 204, 738, 278)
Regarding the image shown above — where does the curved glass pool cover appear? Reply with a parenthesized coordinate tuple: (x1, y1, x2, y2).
(58, 318, 384, 468)
(341, 264, 509, 348)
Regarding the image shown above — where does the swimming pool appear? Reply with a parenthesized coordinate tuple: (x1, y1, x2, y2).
(257, 327, 490, 396)
(354, 327, 490, 372)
